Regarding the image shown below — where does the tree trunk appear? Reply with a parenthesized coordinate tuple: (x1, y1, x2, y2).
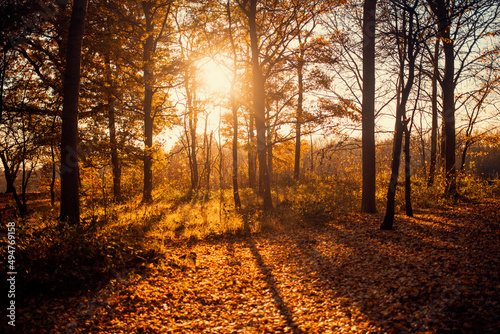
(248, 0, 272, 210)
(21, 140, 27, 210)
(310, 134, 314, 173)
(381, 7, 417, 230)
(459, 138, 472, 173)
(248, 113, 256, 189)
(231, 107, 241, 208)
(266, 109, 273, 190)
(2, 157, 17, 194)
(361, 0, 378, 213)
(0, 152, 27, 216)
(50, 140, 56, 206)
(4, 171, 15, 194)
(381, 106, 405, 230)
(294, 48, 305, 181)
(142, 1, 154, 203)
(427, 37, 439, 187)
(227, 1, 241, 209)
(441, 32, 456, 195)
(108, 101, 122, 202)
(267, 127, 273, 188)
(104, 36, 122, 203)
(205, 131, 212, 194)
(429, 0, 456, 195)
(187, 79, 199, 191)
(60, 0, 87, 224)
(404, 124, 413, 217)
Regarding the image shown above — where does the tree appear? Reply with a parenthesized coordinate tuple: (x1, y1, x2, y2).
(294, 36, 306, 182)
(238, 0, 273, 210)
(60, 0, 88, 223)
(381, 0, 421, 230)
(361, 0, 378, 213)
(226, 0, 242, 209)
(236, 0, 330, 209)
(0, 1, 70, 215)
(426, 0, 456, 195)
(101, 3, 123, 203)
(426, 0, 500, 195)
(427, 37, 439, 186)
(458, 47, 500, 174)
(141, 0, 173, 203)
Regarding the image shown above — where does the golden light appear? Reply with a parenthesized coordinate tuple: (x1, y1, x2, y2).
(199, 58, 232, 94)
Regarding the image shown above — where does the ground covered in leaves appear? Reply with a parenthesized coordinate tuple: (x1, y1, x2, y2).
(12, 198, 500, 333)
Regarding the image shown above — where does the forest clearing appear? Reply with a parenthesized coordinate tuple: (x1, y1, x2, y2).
(2, 190, 499, 333)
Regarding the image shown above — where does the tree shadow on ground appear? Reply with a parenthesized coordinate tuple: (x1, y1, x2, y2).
(246, 238, 303, 334)
(9, 199, 500, 333)
(268, 203, 500, 333)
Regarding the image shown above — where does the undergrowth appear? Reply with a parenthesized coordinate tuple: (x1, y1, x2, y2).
(0, 173, 498, 301)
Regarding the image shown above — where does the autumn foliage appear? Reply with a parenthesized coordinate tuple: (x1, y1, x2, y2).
(1, 193, 498, 333)
(2, 0, 500, 333)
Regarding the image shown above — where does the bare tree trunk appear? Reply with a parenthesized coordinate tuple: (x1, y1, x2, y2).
(294, 46, 305, 181)
(188, 90, 199, 191)
(141, 1, 154, 203)
(4, 168, 16, 194)
(267, 126, 273, 188)
(428, 0, 456, 195)
(50, 140, 56, 206)
(381, 5, 418, 230)
(266, 109, 273, 191)
(108, 102, 122, 202)
(60, 0, 88, 223)
(248, 113, 256, 189)
(1, 152, 27, 216)
(310, 134, 314, 174)
(21, 134, 27, 210)
(427, 37, 439, 187)
(404, 124, 413, 217)
(104, 35, 122, 203)
(459, 139, 471, 173)
(381, 105, 405, 230)
(205, 129, 213, 194)
(361, 0, 378, 213)
(441, 30, 456, 195)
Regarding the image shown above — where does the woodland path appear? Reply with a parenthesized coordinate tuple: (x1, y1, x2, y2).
(16, 198, 500, 333)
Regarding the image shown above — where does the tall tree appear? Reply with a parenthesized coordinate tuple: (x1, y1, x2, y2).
(102, 6, 123, 203)
(237, 0, 328, 209)
(142, 1, 156, 203)
(361, 0, 378, 213)
(239, 0, 273, 210)
(60, 0, 88, 223)
(141, 0, 172, 203)
(427, 0, 456, 195)
(425, 0, 500, 195)
(226, 0, 242, 209)
(427, 37, 439, 186)
(294, 37, 306, 181)
(381, 0, 420, 230)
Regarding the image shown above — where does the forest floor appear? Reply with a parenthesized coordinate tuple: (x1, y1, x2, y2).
(7, 197, 500, 333)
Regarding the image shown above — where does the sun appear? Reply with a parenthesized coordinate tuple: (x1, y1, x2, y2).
(199, 58, 232, 93)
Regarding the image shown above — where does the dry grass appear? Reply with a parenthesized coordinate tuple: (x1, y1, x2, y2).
(1, 174, 498, 302)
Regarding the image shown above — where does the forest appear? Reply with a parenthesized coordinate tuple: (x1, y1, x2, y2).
(1, 0, 499, 333)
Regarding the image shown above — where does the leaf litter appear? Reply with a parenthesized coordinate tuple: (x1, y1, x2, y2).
(15, 198, 500, 333)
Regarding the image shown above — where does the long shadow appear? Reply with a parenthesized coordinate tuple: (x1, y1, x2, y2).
(11, 200, 191, 333)
(246, 237, 303, 334)
(278, 209, 500, 333)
